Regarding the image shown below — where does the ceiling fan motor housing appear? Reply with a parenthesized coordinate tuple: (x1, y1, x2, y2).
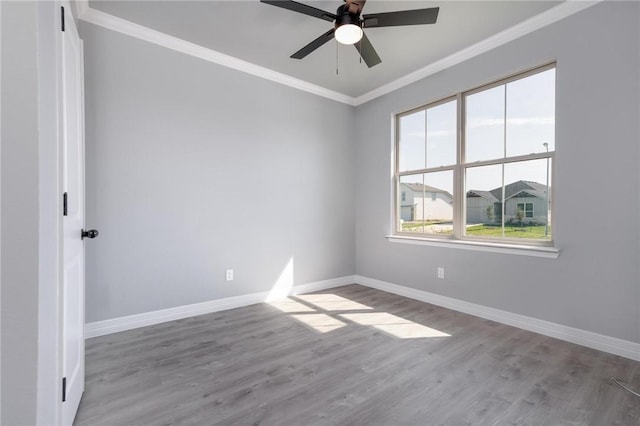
(335, 5, 362, 29)
(334, 4, 364, 45)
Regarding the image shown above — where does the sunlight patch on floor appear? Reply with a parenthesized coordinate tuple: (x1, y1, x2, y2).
(290, 314, 346, 333)
(269, 299, 316, 313)
(296, 293, 373, 311)
(339, 312, 451, 339)
(268, 291, 451, 339)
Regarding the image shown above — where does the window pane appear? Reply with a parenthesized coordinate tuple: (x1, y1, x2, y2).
(426, 101, 457, 168)
(399, 172, 453, 235)
(399, 174, 424, 233)
(424, 171, 454, 234)
(504, 158, 551, 239)
(506, 68, 556, 157)
(526, 204, 534, 218)
(398, 111, 425, 172)
(465, 159, 551, 239)
(465, 85, 505, 163)
(465, 164, 503, 230)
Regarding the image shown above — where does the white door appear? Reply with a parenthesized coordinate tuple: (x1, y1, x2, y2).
(61, 4, 86, 425)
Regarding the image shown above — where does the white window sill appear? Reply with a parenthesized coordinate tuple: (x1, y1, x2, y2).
(386, 235, 560, 259)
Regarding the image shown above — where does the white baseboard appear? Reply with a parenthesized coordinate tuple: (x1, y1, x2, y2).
(85, 275, 355, 338)
(354, 275, 640, 362)
(86, 274, 639, 362)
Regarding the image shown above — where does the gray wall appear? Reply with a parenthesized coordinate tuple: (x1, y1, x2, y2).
(355, 2, 640, 343)
(80, 23, 356, 323)
(1, 2, 39, 424)
(1, 1, 636, 424)
(82, 2, 640, 343)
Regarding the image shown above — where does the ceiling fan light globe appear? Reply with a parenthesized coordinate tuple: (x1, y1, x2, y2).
(335, 24, 363, 45)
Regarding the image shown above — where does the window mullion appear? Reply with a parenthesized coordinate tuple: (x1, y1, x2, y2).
(398, 165, 456, 177)
(461, 152, 554, 168)
(394, 115, 401, 234)
(454, 93, 464, 239)
(424, 108, 428, 172)
(502, 84, 507, 238)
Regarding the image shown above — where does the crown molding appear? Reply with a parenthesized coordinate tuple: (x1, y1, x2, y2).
(76, 3, 356, 106)
(354, 0, 602, 105)
(75, 0, 89, 19)
(77, 0, 601, 107)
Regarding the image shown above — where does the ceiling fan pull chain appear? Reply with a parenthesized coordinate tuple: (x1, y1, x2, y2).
(359, 37, 362, 64)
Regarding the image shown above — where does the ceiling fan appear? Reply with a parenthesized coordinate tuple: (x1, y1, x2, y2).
(260, 0, 439, 68)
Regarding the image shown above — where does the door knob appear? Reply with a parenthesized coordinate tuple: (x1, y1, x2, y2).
(81, 229, 99, 240)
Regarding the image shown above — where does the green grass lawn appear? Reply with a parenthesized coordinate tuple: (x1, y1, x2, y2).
(401, 221, 445, 230)
(466, 224, 551, 239)
(401, 222, 551, 239)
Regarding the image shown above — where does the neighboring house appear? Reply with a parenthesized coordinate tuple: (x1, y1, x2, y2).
(466, 180, 549, 225)
(400, 183, 453, 222)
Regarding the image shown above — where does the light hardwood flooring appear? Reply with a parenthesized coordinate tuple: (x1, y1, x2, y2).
(75, 284, 640, 425)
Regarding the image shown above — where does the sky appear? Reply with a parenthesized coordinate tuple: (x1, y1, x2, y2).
(399, 68, 555, 193)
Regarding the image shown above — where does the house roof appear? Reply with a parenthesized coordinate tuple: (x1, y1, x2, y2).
(468, 180, 548, 202)
(467, 190, 499, 202)
(401, 183, 453, 199)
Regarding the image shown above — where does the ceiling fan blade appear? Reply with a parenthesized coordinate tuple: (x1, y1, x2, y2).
(260, 0, 336, 22)
(291, 28, 336, 59)
(363, 7, 439, 28)
(354, 32, 381, 68)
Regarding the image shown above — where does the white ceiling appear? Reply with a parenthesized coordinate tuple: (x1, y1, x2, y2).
(88, 0, 562, 98)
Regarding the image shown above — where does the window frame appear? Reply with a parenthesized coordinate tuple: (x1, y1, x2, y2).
(393, 63, 556, 248)
(395, 95, 458, 237)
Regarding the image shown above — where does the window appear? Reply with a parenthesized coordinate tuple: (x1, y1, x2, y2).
(397, 99, 456, 235)
(517, 203, 534, 219)
(395, 64, 555, 245)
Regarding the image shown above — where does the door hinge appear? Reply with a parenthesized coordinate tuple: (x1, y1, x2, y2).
(62, 377, 67, 402)
(63, 192, 68, 216)
(61, 6, 65, 32)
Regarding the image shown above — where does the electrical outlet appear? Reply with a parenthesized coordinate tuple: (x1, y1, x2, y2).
(225, 269, 234, 281)
(437, 267, 445, 279)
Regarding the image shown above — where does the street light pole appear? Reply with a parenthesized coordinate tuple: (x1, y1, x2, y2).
(543, 143, 549, 237)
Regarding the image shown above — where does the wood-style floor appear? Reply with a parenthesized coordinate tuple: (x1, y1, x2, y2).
(75, 284, 640, 425)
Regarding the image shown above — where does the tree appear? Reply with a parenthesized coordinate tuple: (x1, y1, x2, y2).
(515, 207, 524, 226)
(485, 206, 494, 224)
